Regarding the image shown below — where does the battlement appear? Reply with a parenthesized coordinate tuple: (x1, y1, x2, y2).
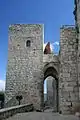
(60, 25, 75, 29)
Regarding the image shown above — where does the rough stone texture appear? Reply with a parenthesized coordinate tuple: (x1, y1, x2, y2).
(5, 2, 80, 114)
(0, 104, 33, 120)
(5, 27, 59, 110)
(46, 77, 57, 111)
(74, 0, 80, 100)
(59, 26, 79, 114)
(43, 54, 59, 111)
(43, 54, 59, 78)
(5, 24, 44, 109)
(47, 77, 54, 106)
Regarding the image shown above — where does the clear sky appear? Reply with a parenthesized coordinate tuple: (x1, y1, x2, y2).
(0, 0, 74, 90)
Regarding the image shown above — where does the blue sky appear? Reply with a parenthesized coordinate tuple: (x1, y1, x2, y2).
(0, 0, 74, 90)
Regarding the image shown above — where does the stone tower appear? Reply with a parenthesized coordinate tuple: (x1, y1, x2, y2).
(5, 24, 44, 108)
(74, 0, 80, 99)
(5, 0, 80, 114)
(58, 0, 80, 113)
(59, 26, 79, 113)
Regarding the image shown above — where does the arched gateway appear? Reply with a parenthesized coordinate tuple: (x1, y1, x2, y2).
(42, 55, 59, 111)
(5, 24, 80, 114)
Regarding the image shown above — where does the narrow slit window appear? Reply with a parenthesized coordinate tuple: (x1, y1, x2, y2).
(26, 40, 31, 47)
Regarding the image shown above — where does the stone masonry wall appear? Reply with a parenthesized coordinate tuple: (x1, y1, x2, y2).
(47, 77, 57, 111)
(0, 104, 33, 120)
(47, 76, 54, 106)
(59, 26, 79, 114)
(75, 0, 80, 100)
(5, 24, 44, 109)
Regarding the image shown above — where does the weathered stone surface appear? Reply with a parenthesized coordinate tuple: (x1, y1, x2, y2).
(46, 77, 57, 111)
(5, 2, 80, 114)
(5, 24, 44, 109)
(74, 0, 80, 100)
(0, 104, 33, 120)
(5, 24, 60, 111)
(59, 26, 79, 114)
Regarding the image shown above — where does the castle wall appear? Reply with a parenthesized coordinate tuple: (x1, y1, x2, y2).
(47, 77, 54, 107)
(5, 24, 44, 108)
(43, 54, 59, 74)
(59, 26, 79, 113)
(43, 54, 59, 111)
(75, 0, 80, 100)
(47, 77, 57, 111)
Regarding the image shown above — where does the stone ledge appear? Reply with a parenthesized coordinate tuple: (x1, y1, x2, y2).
(0, 104, 34, 120)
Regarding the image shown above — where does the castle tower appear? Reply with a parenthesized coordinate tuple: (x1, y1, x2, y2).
(74, 0, 80, 99)
(5, 24, 44, 108)
(59, 26, 78, 114)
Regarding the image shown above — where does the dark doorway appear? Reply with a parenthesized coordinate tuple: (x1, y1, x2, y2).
(42, 66, 59, 112)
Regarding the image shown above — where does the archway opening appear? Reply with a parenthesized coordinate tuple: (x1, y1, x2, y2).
(44, 76, 57, 111)
(42, 66, 59, 112)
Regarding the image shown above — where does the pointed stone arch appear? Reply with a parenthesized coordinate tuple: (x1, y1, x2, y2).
(41, 62, 59, 112)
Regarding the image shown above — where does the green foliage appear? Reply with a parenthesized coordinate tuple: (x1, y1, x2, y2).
(16, 95, 23, 105)
(9, 26, 15, 31)
(16, 95, 23, 101)
(0, 91, 4, 102)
